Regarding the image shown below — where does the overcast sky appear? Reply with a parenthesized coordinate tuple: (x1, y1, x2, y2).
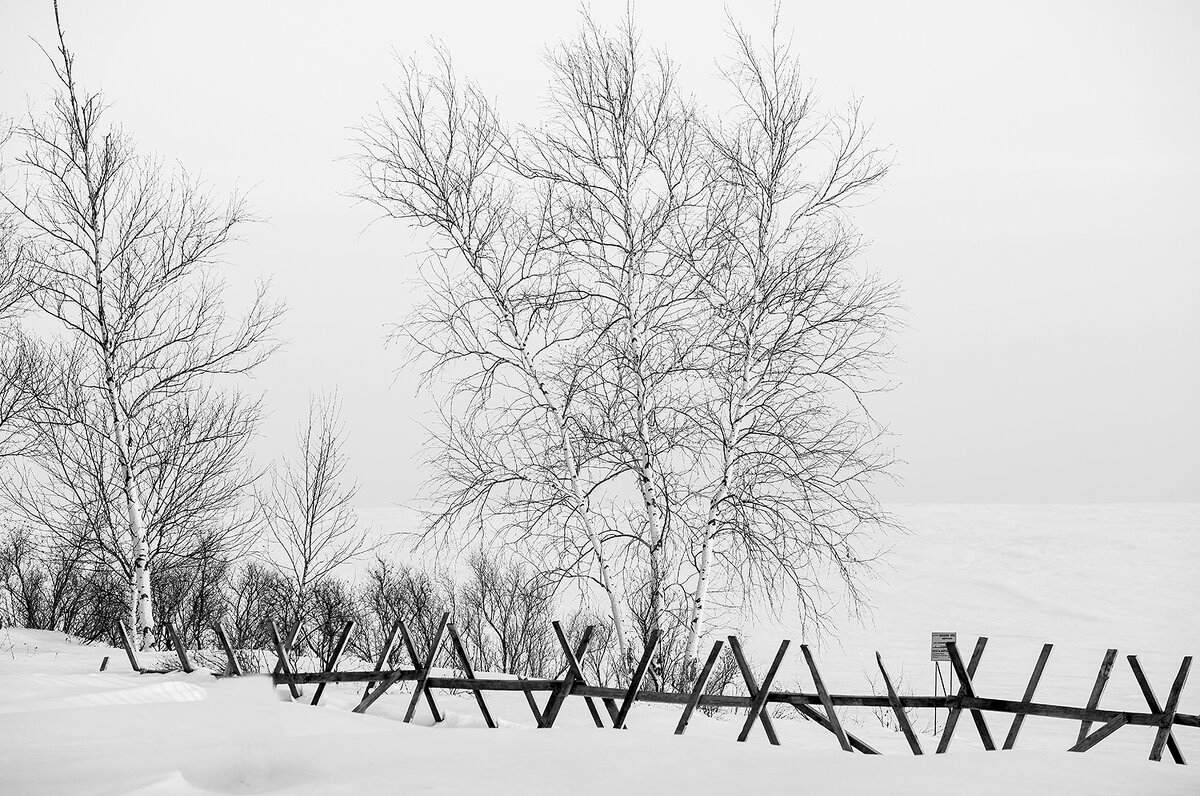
(2, 1, 1197, 505)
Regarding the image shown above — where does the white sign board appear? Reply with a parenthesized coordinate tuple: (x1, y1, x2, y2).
(931, 632, 956, 662)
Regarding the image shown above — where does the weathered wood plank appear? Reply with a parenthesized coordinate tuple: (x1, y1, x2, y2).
(945, 640, 996, 751)
(352, 666, 407, 714)
(1003, 643, 1052, 750)
(361, 618, 402, 701)
(1069, 713, 1128, 753)
(554, 621, 613, 727)
(1150, 657, 1191, 762)
(727, 635, 780, 746)
(615, 630, 661, 730)
(936, 636, 988, 753)
(271, 618, 303, 678)
(216, 625, 242, 676)
(403, 612, 450, 724)
(541, 624, 591, 728)
(520, 677, 547, 728)
(674, 640, 725, 736)
(447, 621, 496, 728)
(163, 621, 192, 673)
(738, 641, 790, 743)
(553, 622, 605, 727)
(876, 651, 923, 755)
(269, 621, 302, 700)
(312, 620, 355, 706)
(788, 702, 882, 754)
(1129, 655, 1186, 765)
(399, 620, 443, 722)
(116, 623, 141, 673)
(802, 644, 850, 752)
(1076, 648, 1118, 746)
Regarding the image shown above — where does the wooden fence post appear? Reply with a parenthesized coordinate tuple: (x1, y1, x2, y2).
(269, 620, 302, 700)
(352, 665, 406, 714)
(1069, 713, 1129, 753)
(116, 623, 142, 673)
(802, 644, 851, 752)
(936, 636, 989, 753)
(727, 635, 780, 746)
(615, 630, 661, 730)
(738, 641, 790, 744)
(542, 624, 594, 728)
(1076, 648, 1118, 747)
(398, 620, 444, 721)
(1149, 657, 1191, 763)
(520, 678, 547, 728)
(1003, 643, 1053, 749)
(1128, 655, 1187, 765)
(163, 620, 192, 673)
(216, 626, 242, 676)
(311, 620, 355, 706)
(945, 639, 995, 750)
(403, 612, 450, 724)
(543, 622, 613, 728)
(876, 652, 923, 755)
(360, 619, 402, 702)
(675, 640, 725, 736)
(271, 618, 303, 678)
(446, 621, 496, 728)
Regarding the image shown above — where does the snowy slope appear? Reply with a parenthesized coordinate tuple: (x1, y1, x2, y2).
(1, 503, 1197, 795)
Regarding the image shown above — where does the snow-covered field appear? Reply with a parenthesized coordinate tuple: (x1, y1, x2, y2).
(2, 504, 1197, 794)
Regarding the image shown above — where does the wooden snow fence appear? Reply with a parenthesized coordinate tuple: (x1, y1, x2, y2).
(116, 616, 1197, 764)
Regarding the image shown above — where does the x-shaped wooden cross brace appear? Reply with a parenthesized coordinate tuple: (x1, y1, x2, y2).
(540, 622, 614, 728)
(353, 612, 448, 720)
(936, 637, 995, 752)
(1129, 655, 1190, 763)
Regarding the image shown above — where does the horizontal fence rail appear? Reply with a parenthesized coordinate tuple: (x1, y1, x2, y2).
(115, 614, 1196, 765)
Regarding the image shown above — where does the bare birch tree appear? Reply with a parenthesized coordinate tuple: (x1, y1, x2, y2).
(0, 121, 39, 459)
(681, 22, 899, 665)
(259, 395, 369, 627)
(359, 10, 900, 673)
(0, 7, 280, 647)
(519, 13, 716, 648)
(355, 53, 634, 660)
(2, 345, 264, 640)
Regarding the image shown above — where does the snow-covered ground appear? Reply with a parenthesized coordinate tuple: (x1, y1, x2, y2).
(2, 504, 1197, 794)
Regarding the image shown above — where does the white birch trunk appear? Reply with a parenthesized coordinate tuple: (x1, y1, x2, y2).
(105, 380, 154, 649)
(512, 337, 631, 662)
(686, 324, 756, 665)
(685, 479, 726, 663)
(629, 317, 667, 640)
(559, 422, 631, 663)
(450, 226, 632, 662)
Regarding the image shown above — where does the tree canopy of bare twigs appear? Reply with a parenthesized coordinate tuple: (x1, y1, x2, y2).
(259, 394, 371, 627)
(0, 120, 39, 459)
(357, 10, 900, 676)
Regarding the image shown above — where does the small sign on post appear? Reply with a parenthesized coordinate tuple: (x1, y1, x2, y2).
(931, 631, 957, 735)
(931, 632, 956, 662)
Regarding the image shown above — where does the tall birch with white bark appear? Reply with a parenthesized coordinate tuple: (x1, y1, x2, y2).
(356, 52, 636, 661)
(682, 24, 899, 665)
(521, 15, 714, 648)
(358, 10, 900, 677)
(0, 8, 280, 648)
